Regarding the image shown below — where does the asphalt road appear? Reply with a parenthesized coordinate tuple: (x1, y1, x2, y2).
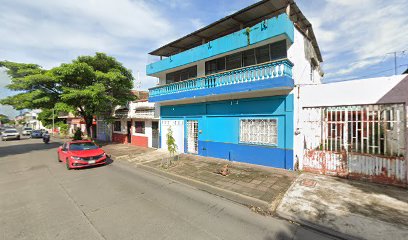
(0, 138, 339, 240)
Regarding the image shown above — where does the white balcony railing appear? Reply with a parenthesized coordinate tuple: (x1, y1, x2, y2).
(149, 59, 293, 98)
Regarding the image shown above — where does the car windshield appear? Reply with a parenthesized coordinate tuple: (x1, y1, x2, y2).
(4, 130, 17, 133)
(24, 128, 32, 130)
(69, 142, 99, 151)
(33, 130, 41, 133)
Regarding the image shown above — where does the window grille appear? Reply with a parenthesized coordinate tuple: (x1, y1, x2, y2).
(114, 121, 121, 132)
(303, 104, 405, 157)
(187, 120, 198, 154)
(239, 119, 278, 145)
(135, 121, 145, 134)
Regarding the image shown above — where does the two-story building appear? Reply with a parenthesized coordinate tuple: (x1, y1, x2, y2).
(111, 91, 159, 148)
(146, 0, 323, 170)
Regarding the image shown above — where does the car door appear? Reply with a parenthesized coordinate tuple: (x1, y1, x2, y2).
(59, 143, 69, 161)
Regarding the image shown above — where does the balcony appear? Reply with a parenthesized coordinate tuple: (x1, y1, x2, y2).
(146, 14, 294, 76)
(149, 59, 293, 103)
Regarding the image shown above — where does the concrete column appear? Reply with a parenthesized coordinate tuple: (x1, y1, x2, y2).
(145, 120, 153, 148)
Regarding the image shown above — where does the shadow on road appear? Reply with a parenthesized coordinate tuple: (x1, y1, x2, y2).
(0, 141, 62, 158)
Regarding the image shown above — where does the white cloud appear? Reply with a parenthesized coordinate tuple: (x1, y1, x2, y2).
(191, 18, 205, 30)
(0, 0, 180, 89)
(302, 0, 408, 80)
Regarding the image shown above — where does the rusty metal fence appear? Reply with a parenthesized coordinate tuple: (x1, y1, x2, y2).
(302, 104, 407, 186)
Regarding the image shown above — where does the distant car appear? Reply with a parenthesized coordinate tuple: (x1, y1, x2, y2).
(1, 129, 21, 141)
(57, 140, 107, 170)
(22, 127, 33, 136)
(31, 130, 43, 138)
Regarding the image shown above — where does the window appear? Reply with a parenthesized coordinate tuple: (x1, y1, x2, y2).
(205, 57, 225, 75)
(243, 49, 256, 66)
(255, 45, 270, 64)
(135, 121, 145, 134)
(226, 53, 242, 70)
(202, 41, 287, 76)
(69, 142, 99, 151)
(114, 121, 121, 132)
(239, 119, 277, 145)
(270, 40, 287, 60)
(166, 66, 197, 84)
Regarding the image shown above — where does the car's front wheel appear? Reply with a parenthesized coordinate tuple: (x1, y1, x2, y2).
(66, 158, 71, 170)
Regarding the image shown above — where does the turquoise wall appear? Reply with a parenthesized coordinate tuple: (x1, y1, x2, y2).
(161, 94, 294, 169)
(147, 13, 294, 76)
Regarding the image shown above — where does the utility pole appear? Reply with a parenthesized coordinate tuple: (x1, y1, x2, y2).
(394, 51, 397, 75)
(52, 108, 55, 136)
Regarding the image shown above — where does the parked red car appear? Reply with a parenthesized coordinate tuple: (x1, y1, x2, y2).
(57, 140, 107, 170)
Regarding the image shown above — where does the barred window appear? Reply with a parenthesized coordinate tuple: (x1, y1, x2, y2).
(114, 121, 121, 132)
(239, 119, 277, 145)
(135, 121, 145, 134)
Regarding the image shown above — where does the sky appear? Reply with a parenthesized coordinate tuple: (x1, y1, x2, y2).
(1, 0, 407, 118)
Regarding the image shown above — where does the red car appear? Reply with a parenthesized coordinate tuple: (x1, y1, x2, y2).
(57, 140, 107, 170)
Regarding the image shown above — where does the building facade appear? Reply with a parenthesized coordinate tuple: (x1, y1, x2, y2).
(146, 1, 323, 170)
(111, 91, 159, 148)
(23, 110, 44, 130)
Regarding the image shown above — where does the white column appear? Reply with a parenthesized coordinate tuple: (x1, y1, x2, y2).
(145, 120, 153, 148)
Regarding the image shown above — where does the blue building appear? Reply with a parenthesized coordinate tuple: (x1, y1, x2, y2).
(146, 0, 323, 170)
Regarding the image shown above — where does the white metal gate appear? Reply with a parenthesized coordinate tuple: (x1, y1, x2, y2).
(187, 120, 198, 154)
(303, 104, 407, 186)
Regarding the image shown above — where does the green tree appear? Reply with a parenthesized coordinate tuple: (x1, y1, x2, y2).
(0, 53, 135, 137)
(166, 126, 178, 157)
(0, 114, 10, 125)
(37, 109, 61, 127)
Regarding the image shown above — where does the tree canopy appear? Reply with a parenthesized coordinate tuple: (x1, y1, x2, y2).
(0, 53, 136, 135)
(0, 114, 10, 125)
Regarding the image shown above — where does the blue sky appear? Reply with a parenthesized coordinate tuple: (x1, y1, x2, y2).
(1, 0, 408, 118)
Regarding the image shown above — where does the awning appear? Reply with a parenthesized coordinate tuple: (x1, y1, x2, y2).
(149, 0, 322, 62)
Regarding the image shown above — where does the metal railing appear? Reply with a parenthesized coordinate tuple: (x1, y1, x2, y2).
(149, 59, 293, 97)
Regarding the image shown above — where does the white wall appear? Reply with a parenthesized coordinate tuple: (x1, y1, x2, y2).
(132, 119, 153, 147)
(160, 120, 184, 153)
(301, 75, 408, 107)
(113, 119, 127, 134)
(288, 28, 323, 169)
(288, 29, 322, 85)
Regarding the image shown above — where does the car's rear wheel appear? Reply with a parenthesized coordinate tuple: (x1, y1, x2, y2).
(66, 158, 71, 170)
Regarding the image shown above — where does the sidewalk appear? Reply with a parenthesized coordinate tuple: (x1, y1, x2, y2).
(276, 173, 408, 240)
(143, 154, 298, 212)
(101, 143, 408, 239)
(102, 143, 297, 212)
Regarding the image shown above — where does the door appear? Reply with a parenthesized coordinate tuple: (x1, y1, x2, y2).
(127, 121, 132, 143)
(152, 121, 159, 148)
(59, 143, 69, 161)
(186, 120, 198, 154)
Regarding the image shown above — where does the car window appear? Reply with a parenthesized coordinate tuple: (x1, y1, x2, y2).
(69, 142, 99, 151)
(4, 130, 18, 133)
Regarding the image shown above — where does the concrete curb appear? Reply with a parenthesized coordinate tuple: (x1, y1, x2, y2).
(275, 176, 361, 240)
(136, 163, 272, 211)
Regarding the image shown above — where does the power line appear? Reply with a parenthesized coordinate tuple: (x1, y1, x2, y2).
(328, 68, 395, 83)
